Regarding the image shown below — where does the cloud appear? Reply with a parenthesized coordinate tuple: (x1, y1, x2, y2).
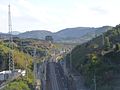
(90, 7, 108, 15)
(0, 0, 120, 33)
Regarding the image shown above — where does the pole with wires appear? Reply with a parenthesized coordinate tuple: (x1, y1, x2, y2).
(70, 48, 72, 71)
(33, 46, 37, 90)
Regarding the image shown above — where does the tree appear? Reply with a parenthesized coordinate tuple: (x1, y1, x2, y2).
(4, 81, 30, 90)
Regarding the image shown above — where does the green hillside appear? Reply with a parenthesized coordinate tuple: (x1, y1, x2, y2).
(67, 24, 120, 90)
(0, 38, 51, 90)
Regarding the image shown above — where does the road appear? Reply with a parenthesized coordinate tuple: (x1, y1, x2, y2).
(46, 61, 69, 90)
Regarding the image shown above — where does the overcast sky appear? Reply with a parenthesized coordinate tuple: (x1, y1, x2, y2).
(0, 0, 120, 33)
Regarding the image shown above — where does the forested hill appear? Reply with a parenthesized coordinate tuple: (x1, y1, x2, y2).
(0, 26, 111, 44)
(0, 38, 52, 90)
(16, 26, 111, 43)
(67, 24, 120, 90)
(0, 38, 51, 71)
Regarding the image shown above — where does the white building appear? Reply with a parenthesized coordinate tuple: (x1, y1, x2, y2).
(0, 70, 11, 81)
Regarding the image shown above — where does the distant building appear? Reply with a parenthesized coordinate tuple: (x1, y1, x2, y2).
(0, 69, 26, 81)
(0, 70, 11, 81)
(45, 36, 53, 43)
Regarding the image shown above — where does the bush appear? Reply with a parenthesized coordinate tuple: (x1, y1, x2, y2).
(4, 80, 30, 90)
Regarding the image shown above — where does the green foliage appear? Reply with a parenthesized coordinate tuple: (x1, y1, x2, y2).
(3, 63, 34, 90)
(0, 41, 34, 70)
(4, 80, 30, 90)
(0, 38, 51, 90)
(67, 24, 120, 89)
(13, 50, 32, 69)
(114, 43, 120, 51)
(0, 40, 34, 89)
(0, 44, 9, 71)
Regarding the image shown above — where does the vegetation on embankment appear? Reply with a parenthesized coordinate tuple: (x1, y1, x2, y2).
(66, 24, 120, 90)
(0, 38, 51, 90)
(0, 42, 33, 90)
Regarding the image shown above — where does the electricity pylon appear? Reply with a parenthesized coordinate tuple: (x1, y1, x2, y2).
(8, 4, 14, 73)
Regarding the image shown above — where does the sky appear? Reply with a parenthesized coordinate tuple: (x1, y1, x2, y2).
(0, 0, 120, 33)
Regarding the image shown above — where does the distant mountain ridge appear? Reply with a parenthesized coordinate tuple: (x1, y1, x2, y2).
(18, 30, 52, 39)
(53, 26, 112, 43)
(11, 31, 21, 35)
(17, 26, 112, 43)
(78, 26, 112, 43)
(0, 26, 112, 43)
(54, 27, 95, 38)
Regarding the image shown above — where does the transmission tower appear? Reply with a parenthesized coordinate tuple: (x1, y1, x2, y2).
(8, 4, 14, 72)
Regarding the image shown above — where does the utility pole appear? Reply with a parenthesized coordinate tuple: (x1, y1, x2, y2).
(8, 4, 14, 78)
(64, 49, 66, 74)
(95, 30, 97, 38)
(53, 48, 56, 62)
(64, 49, 68, 76)
(25, 49, 28, 80)
(70, 48, 72, 71)
(45, 49, 48, 80)
(102, 33, 104, 46)
(33, 46, 37, 90)
(93, 71, 97, 90)
(21, 41, 28, 79)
